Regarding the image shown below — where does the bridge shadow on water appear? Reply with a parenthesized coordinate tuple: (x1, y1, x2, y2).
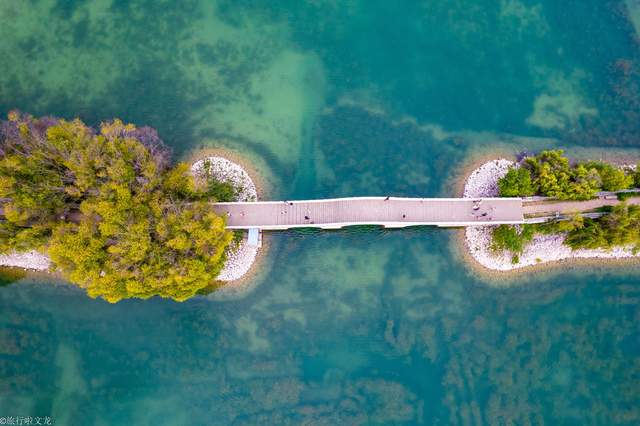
(276, 224, 444, 239)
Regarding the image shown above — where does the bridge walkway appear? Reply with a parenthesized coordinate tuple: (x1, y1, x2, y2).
(212, 197, 524, 230)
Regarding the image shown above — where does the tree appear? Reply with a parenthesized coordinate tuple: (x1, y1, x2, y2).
(539, 214, 584, 234)
(0, 112, 234, 302)
(503, 150, 633, 200)
(535, 163, 566, 198)
(565, 219, 608, 250)
(498, 168, 534, 197)
(565, 203, 640, 251)
(568, 164, 601, 200)
(524, 150, 571, 177)
(584, 161, 634, 191)
(48, 200, 232, 302)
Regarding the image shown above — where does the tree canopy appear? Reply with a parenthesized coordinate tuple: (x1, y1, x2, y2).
(498, 150, 636, 200)
(498, 168, 534, 197)
(494, 150, 640, 257)
(0, 112, 233, 302)
(565, 203, 640, 251)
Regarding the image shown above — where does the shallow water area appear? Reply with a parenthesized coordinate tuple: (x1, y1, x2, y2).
(2, 0, 640, 424)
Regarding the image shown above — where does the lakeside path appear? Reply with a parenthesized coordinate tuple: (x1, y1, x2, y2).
(213, 197, 524, 230)
(523, 197, 640, 216)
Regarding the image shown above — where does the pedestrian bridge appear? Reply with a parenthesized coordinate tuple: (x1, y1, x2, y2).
(212, 197, 524, 230)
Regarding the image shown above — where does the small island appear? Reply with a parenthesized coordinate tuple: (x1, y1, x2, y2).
(0, 111, 263, 302)
(464, 150, 640, 271)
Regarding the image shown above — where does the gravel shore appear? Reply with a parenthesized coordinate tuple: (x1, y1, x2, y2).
(464, 159, 640, 271)
(0, 250, 50, 271)
(191, 156, 260, 282)
(191, 156, 258, 202)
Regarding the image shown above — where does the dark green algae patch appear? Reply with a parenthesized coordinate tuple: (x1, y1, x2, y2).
(0, 267, 27, 287)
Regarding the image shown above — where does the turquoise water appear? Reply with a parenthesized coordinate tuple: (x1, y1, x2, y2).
(2, 0, 640, 424)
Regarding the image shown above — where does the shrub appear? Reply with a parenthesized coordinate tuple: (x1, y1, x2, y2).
(196, 159, 241, 202)
(206, 179, 238, 202)
(491, 225, 534, 254)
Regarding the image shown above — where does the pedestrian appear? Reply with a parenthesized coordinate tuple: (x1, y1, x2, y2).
(402, 214, 406, 219)
(305, 215, 310, 220)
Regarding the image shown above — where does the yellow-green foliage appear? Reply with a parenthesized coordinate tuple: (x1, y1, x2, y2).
(583, 161, 634, 191)
(500, 150, 635, 200)
(0, 112, 233, 302)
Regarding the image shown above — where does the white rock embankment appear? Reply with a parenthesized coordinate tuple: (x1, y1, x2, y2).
(0, 250, 50, 271)
(0, 156, 262, 282)
(191, 156, 257, 202)
(464, 159, 640, 271)
(191, 156, 260, 282)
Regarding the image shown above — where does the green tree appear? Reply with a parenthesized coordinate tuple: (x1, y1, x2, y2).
(535, 163, 567, 198)
(565, 203, 640, 251)
(504, 150, 631, 200)
(567, 164, 601, 200)
(524, 150, 571, 178)
(584, 161, 634, 191)
(498, 168, 534, 197)
(538, 214, 584, 234)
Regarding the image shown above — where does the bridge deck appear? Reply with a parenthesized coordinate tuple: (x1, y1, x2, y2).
(213, 197, 524, 230)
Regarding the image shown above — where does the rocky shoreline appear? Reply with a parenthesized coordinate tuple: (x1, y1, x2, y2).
(0, 155, 263, 284)
(190, 156, 261, 282)
(463, 159, 640, 271)
(0, 250, 50, 271)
